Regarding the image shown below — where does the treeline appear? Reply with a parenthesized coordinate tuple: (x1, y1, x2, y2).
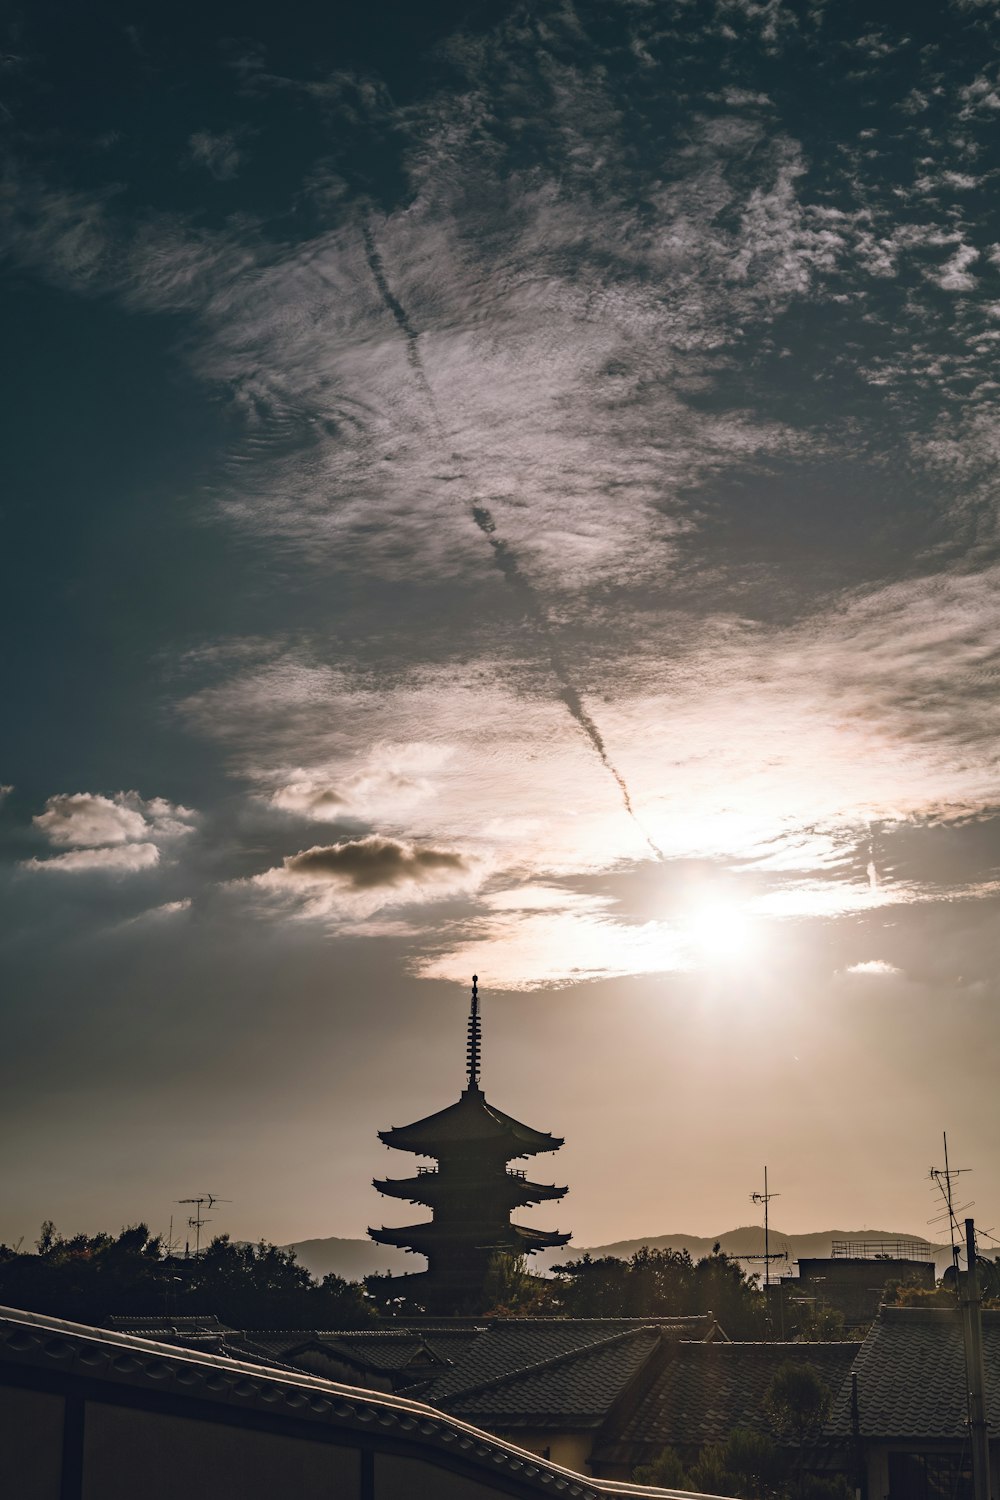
(0, 1223, 373, 1329)
(1, 1226, 852, 1335)
(373, 1243, 776, 1334)
(545, 1244, 770, 1335)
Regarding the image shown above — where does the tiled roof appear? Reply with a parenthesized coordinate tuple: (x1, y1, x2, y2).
(2, 1305, 674, 1500)
(445, 1327, 662, 1428)
(379, 1087, 563, 1156)
(106, 1315, 230, 1335)
(317, 1326, 480, 1363)
(594, 1341, 860, 1463)
(425, 1317, 717, 1403)
(828, 1305, 1000, 1439)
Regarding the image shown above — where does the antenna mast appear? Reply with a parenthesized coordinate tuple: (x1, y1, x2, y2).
(466, 974, 482, 1091)
(929, 1132, 972, 1279)
(176, 1194, 231, 1258)
(750, 1166, 784, 1288)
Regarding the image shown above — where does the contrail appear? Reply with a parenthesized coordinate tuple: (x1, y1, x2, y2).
(361, 220, 664, 861)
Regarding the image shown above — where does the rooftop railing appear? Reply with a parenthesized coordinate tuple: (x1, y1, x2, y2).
(830, 1238, 936, 1261)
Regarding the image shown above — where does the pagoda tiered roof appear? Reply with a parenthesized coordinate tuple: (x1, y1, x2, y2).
(378, 1084, 563, 1158)
(373, 1171, 567, 1209)
(369, 1220, 571, 1255)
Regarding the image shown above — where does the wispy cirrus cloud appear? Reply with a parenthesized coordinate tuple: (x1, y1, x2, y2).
(8, 0, 1000, 984)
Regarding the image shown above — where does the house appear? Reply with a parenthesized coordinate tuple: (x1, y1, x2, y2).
(773, 1240, 937, 1333)
(106, 1312, 724, 1475)
(588, 1338, 861, 1481)
(0, 1303, 707, 1500)
(427, 1318, 721, 1474)
(827, 1304, 1000, 1500)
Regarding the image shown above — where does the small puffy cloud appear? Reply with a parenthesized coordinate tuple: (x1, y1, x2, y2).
(188, 129, 248, 181)
(23, 843, 161, 874)
(846, 959, 903, 976)
(252, 834, 477, 922)
(35, 792, 148, 846)
(0, 784, 12, 805)
(281, 835, 468, 890)
(26, 791, 197, 874)
(932, 243, 979, 292)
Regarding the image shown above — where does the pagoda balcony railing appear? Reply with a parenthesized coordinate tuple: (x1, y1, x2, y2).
(416, 1167, 437, 1176)
(507, 1169, 526, 1179)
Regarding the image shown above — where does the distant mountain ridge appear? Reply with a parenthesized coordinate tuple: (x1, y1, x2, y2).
(285, 1226, 951, 1283)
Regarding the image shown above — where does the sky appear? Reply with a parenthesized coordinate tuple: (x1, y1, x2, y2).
(3, 0, 1000, 1258)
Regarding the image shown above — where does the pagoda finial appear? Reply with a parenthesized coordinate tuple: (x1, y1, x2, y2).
(466, 974, 481, 1091)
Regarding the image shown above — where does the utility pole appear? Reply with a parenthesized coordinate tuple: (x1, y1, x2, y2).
(962, 1218, 992, 1500)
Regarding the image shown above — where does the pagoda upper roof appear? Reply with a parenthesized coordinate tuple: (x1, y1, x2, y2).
(378, 1085, 563, 1157)
(373, 1173, 568, 1207)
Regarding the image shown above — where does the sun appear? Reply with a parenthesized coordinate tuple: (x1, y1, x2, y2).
(683, 892, 758, 965)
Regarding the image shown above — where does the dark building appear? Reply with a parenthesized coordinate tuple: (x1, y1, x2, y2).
(827, 1304, 1000, 1500)
(369, 977, 570, 1314)
(776, 1239, 937, 1332)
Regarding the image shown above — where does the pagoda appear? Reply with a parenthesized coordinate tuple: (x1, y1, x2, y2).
(369, 976, 570, 1314)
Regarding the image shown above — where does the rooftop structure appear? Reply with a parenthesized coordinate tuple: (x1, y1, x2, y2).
(369, 976, 570, 1314)
(830, 1238, 937, 1261)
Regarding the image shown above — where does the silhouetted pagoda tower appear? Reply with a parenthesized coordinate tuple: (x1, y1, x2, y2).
(369, 976, 569, 1314)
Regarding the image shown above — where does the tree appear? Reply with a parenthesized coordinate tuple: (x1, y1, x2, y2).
(482, 1252, 554, 1315)
(633, 1446, 691, 1490)
(0, 1224, 372, 1329)
(765, 1363, 832, 1500)
(792, 1303, 849, 1342)
(637, 1429, 785, 1499)
(549, 1244, 767, 1334)
(722, 1428, 786, 1498)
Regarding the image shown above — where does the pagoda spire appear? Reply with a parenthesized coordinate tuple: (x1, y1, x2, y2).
(465, 973, 481, 1092)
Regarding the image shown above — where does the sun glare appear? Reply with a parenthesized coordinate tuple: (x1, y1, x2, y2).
(683, 893, 758, 965)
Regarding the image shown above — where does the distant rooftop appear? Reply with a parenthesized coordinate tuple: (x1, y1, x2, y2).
(829, 1238, 936, 1261)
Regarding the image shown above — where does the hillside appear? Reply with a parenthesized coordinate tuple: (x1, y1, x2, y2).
(285, 1226, 950, 1283)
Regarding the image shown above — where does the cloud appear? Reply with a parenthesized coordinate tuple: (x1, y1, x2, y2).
(22, 843, 161, 874)
(35, 793, 149, 846)
(114, 898, 193, 928)
(932, 243, 979, 292)
(11, 1, 1000, 981)
(416, 903, 691, 991)
(188, 129, 248, 181)
(846, 959, 903, 976)
(33, 792, 196, 847)
(250, 834, 478, 922)
(281, 835, 468, 890)
(25, 792, 197, 874)
(269, 743, 452, 821)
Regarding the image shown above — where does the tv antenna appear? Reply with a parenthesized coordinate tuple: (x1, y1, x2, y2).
(929, 1132, 972, 1277)
(744, 1167, 787, 1289)
(176, 1194, 231, 1258)
(163, 1214, 181, 1258)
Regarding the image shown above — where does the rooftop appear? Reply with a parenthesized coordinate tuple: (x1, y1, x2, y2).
(828, 1304, 1000, 1439)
